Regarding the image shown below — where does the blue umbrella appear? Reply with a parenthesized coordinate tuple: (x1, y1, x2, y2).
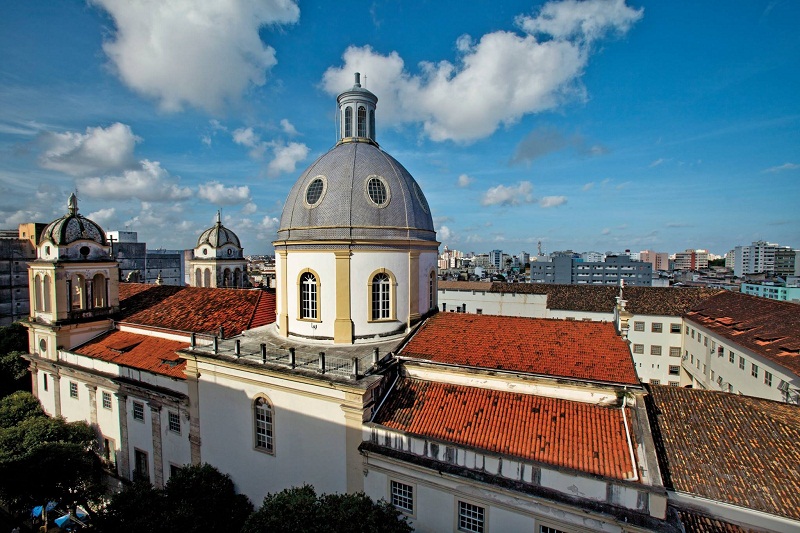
(31, 501, 58, 518)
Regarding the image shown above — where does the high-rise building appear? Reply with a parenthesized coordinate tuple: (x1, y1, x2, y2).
(640, 250, 669, 271)
(733, 241, 791, 277)
(673, 249, 709, 271)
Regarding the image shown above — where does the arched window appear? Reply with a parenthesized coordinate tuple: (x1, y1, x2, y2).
(299, 272, 317, 319)
(234, 268, 242, 288)
(254, 397, 274, 453)
(33, 274, 42, 312)
(372, 273, 391, 320)
(357, 106, 367, 137)
(429, 271, 436, 310)
(93, 273, 106, 308)
(223, 268, 231, 287)
(344, 107, 352, 137)
(195, 268, 202, 287)
(71, 275, 86, 310)
(369, 110, 375, 140)
(43, 275, 52, 313)
(203, 269, 211, 288)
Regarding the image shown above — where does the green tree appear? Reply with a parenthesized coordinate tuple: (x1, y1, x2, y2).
(92, 480, 171, 533)
(242, 484, 412, 533)
(0, 322, 29, 396)
(0, 391, 44, 428)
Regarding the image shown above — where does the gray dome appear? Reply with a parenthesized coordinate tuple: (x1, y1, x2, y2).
(40, 193, 107, 246)
(197, 212, 242, 248)
(278, 140, 436, 242)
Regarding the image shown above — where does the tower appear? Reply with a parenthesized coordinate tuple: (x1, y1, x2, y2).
(189, 211, 247, 288)
(25, 193, 120, 359)
(274, 73, 439, 344)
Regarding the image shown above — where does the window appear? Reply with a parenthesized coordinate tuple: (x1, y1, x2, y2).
(390, 480, 413, 513)
(729, 351, 735, 364)
(650, 345, 662, 356)
(765, 371, 773, 387)
(670, 323, 681, 333)
(168, 411, 181, 434)
(102, 391, 112, 410)
(669, 365, 680, 375)
(371, 273, 391, 320)
(633, 344, 644, 354)
(299, 272, 318, 320)
(133, 401, 145, 422)
(698, 333, 703, 343)
(102, 437, 116, 472)
(43, 373, 48, 392)
(690, 354, 694, 365)
(254, 397, 274, 453)
(651, 322, 663, 333)
(366, 176, 389, 206)
(668, 381, 680, 387)
(305, 177, 326, 207)
(685, 326, 689, 335)
(69, 382, 78, 399)
(429, 271, 436, 310)
(739, 356, 745, 370)
(344, 106, 352, 137)
(751, 364, 759, 378)
(691, 329, 695, 339)
(476, 309, 482, 315)
(357, 105, 367, 137)
(134, 449, 149, 482)
(170, 464, 181, 480)
(458, 501, 484, 533)
(669, 346, 681, 357)
(650, 379, 661, 385)
(540, 526, 568, 533)
(704, 337, 708, 347)
(634, 321, 644, 332)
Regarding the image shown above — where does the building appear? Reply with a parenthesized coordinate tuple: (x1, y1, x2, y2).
(188, 212, 248, 288)
(489, 249, 503, 270)
(530, 254, 652, 286)
(775, 247, 799, 277)
(741, 281, 800, 303)
(732, 240, 789, 277)
(108, 230, 185, 286)
(0, 224, 42, 325)
(672, 249, 708, 271)
(639, 250, 669, 272)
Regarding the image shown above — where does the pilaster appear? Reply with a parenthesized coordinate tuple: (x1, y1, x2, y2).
(278, 250, 289, 337)
(149, 402, 164, 488)
(334, 250, 354, 344)
(185, 357, 202, 465)
(341, 395, 366, 494)
(86, 384, 98, 428)
(52, 373, 62, 417)
(116, 393, 130, 480)
(408, 251, 421, 325)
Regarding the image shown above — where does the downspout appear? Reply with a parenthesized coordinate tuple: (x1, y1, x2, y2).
(370, 371, 400, 423)
(621, 394, 639, 482)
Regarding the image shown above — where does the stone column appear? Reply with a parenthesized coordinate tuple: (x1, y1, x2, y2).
(277, 250, 289, 337)
(30, 364, 39, 399)
(86, 384, 98, 428)
(341, 396, 366, 494)
(149, 403, 164, 488)
(334, 250, 354, 344)
(52, 373, 62, 417)
(115, 393, 130, 480)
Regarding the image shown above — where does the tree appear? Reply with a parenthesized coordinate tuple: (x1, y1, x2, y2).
(241, 484, 412, 533)
(0, 322, 30, 396)
(94, 463, 253, 533)
(0, 394, 101, 517)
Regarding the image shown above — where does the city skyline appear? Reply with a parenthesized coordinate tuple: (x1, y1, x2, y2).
(1, 0, 798, 256)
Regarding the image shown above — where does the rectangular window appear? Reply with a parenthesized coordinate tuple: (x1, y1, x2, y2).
(739, 356, 745, 370)
(540, 526, 568, 533)
(669, 346, 681, 357)
(133, 401, 145, 422)
(698, 333, 703, 343)
(691, 329, 695, 339)
(134, 449, 149, 482)
(102, 391, 112, 410)
(669, 365, 680, 375)
(650, 379, 661, 385)
(670, 323, 681, 334)
(690, 354, 694, 364)
(102, 437, 117, 474)
(255, 399, 274, 452)
(685, 325, 689, 335)
(170, 464, 181, 479)
(711, 370, 715, 381)
(765, 371, 773, 387)
(633, 344, 644, 354)
(43, 374, 48, 391)
(704, 337, 708, 347)
(476, 309, 482, 315)
(168, 411, 181, 434)
(634, 321, 645, 332)
(458, 501, 484, 533)
(729, 351, 735, 363)
(751, 364, 759, 378)
(69, 381, 78, 399)
(650, 345, 662, 356)
(703, 364, 707, 374)
(668, 381, 680, 387)
(651, 322, 663, 333)
(390, 480, 414, 513)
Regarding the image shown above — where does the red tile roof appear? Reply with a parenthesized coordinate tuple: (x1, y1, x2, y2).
(118, 284, 276, 337)
(675, 509, 762, 533)
(400, 312, 640, 385)
(648, 385, 800, 520)
(373, 378, 637, 480)
(74, 330, 187, 379)
(685, 291, 800, 375)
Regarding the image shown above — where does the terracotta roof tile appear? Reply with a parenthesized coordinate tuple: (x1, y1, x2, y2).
(74, 330, 187, 379)
(373, 378, 638, 480)
(400, 312, 640, 385)
(685, 291, 800, 375)
(648, 385, 800, 520)
(118, 284, 275, 336)
(675, 509, 766, 533)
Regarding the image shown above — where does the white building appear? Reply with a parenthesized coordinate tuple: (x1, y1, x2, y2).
(732, 240, 788, 277)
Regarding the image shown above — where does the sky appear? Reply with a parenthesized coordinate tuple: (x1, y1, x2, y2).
(0, 0, 798, 257)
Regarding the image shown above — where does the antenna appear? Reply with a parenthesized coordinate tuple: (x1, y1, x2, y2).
(363, 74, 367, 88)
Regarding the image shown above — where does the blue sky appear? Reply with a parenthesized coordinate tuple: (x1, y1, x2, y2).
(1, 0, 798, 256)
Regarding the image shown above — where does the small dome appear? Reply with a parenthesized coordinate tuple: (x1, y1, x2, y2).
(278, 141, 435, 242)
(197, 212, 242, 248)
(40, 193, 107, 246)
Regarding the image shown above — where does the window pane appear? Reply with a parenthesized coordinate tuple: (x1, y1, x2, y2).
(372, 273, 390, 320)
(255, 399, 274, 452)
(458, 501, 484, 533)
(300, 273, 317, 319)
(390, 480, 413, 512)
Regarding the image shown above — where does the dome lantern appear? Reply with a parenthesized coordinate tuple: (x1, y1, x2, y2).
(337, 72, 378, 143)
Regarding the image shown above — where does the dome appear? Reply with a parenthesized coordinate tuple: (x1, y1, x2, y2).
(40, 193, 107, 246)
(278, 142, 435, 242)
(197, 212, 242, 248)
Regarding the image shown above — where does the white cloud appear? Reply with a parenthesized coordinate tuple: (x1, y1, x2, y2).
(582, 181, 595, 191)
(39, 122, 139, 176)
(86, 207, 116, 226)
(457, 174, 474, 187)
(198, 181, 251, 205)
(322, 0, 642, 142)
(481, 181, 534, 206)
(762, 162, 799, 173)
(649, 158, 665, 167)
(601, 227, 610, 235)
(91, 0, 300, 112)
(233, 127, 269, 159)
(280, 119, 299, 136)
(241, 202, 257, 215)
(539, 195, 567, 207)
(261, 216, 279, 231)
(268, 141, 309, 177)
(79, 160, 192, 202)
(438, 225, 454, 241)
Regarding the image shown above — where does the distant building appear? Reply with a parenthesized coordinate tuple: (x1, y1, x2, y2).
(740, 281, 800, 303)
(0, 223, 43, 325)
(581, 251, 605, 263)
(732, 240, 793, 277)
(673, 249, 709, 271)
(775, 247, 800, 277)
(640, 249, 669, 271)
(530, 254, 652, 286)
(108, 230, 185, 285)
(489, 249, 503, 269)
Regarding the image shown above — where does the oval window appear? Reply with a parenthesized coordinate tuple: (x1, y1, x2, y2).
(202, 248, 208, 256)
(39, 338, 47, 353)
(366, 176, 389, 207)
(413, 182, 430, 214)
(304, 176, 327, 208)
(227, 249, 232, 256)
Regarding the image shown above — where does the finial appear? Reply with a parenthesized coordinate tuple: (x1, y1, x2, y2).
(68, 193, 78, 215)
(216, 210, 221, 225)
(354, 72, 361, 87)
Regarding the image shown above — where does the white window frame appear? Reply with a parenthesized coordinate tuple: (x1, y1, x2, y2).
(254, 396, 275, 454)
(102, 391, 112, 410)
(298, 270, 320, 321)
(132, 401, 145, 422)
(168, 410, 181, 434)
(457, 500, 485, 533)
(389, 479, 415, 515)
